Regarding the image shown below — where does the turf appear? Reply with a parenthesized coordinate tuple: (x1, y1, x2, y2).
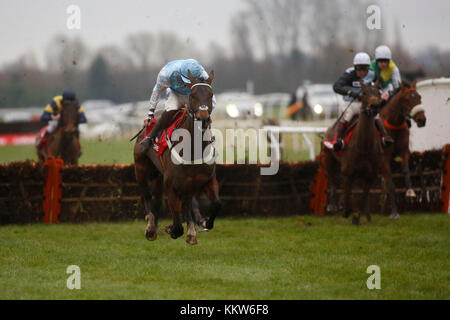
(0, 137, 314, 164)
(1, 214, 449, 299)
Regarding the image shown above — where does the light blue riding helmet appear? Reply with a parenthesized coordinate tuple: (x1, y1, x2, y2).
(180, 59, 204, 83)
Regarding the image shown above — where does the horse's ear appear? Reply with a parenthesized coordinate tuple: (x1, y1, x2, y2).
(411, 79, 418, 88)
(360, 81, 366, 89)
(399, 82, 406, 90)
(206, 70, 214, 85)
(187, 70, 199, 85)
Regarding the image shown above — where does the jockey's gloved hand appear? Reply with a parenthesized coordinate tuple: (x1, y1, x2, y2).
(347, 90, 361, 99)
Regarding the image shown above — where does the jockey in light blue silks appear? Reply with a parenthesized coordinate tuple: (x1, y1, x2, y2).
(140, 59, 216, 154)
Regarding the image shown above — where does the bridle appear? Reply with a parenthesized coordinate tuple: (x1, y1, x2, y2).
(188, 82, 213, 124)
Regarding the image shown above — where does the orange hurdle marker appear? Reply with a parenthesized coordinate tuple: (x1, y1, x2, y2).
(310, 151, 328, 216)
(42, 156, 64, 223)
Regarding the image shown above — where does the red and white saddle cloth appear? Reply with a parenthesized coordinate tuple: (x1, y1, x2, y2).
(323, 122, 381, 157)
(143, 109, 187, 157)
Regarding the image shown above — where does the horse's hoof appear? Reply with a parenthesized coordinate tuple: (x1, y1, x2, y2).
(406, 189, 416, 198)
(166, 225, 183, 239)
(389, 213, 400, 219)
(205, 219, 215, 230)
(366, 215, 372, 223)
(352, 218, 360, 225)
(186, 235, 198, 245)
(145, 229, 157, 241)
(198, 225, 209, 232)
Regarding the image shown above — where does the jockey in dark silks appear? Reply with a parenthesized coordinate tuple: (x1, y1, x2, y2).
(332, 52, 393, 152)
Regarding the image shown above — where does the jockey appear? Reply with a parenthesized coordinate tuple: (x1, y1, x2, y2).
(332, 52, 393, 151)
(370, 45, 402, 101)
(140, 59, 216, 154)
(38, 89, 87, 149)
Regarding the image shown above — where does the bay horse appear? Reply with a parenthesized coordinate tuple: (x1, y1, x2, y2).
(379, 81, 424, 219)
(36, 99, 81, 165)
(323, 82, 383, 225)
(133, 70, 221, 245)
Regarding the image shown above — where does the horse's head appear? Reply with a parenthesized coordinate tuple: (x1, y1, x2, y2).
(186, 70, 214, 128)
(360, 81, 382, 117)
(399, 81, 425, 127)
(59, 99, 79, 136)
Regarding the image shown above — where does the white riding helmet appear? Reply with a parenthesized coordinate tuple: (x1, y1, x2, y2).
(353, 52, 371, 66)
(375, 45, 392, 60)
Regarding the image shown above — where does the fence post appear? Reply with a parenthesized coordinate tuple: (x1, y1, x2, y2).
(42, 156, 64, 223)
(441, 144, 450, 214)
(310, 151, 328, 215)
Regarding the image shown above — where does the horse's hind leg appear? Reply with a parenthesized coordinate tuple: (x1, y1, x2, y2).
(135, 160, 158, 241)
(182, 196, 197, 245)
(192, 196, 208, 232)
(203, 176, 222, 230)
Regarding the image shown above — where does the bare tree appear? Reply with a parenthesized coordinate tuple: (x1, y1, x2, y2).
(230, 12, 253, 60)
(126, 32, 154, 70)
(45, 35, 87, 72)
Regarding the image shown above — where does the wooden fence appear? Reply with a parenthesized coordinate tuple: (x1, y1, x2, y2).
(0, 147, 448, 224)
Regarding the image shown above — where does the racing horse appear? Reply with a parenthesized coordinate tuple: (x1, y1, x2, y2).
(133, 70, 221, 245)
(323, 81, 383, 225)
(36, 99, 81, 165)
(379, 81, 425, 219)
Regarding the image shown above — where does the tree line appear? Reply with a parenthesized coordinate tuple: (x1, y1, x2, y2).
(0, 0, 448, 109)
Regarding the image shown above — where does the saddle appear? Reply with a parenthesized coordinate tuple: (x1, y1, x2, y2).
(143, 109, 187, 157)
(323, 117, 381, 157)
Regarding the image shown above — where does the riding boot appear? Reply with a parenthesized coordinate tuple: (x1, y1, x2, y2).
(375, 118, 394, 148)
(333, 121, 347, 151)
(140, 110, 178, 154)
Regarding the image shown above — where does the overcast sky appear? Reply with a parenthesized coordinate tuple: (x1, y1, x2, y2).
(0, 0, 449, 68)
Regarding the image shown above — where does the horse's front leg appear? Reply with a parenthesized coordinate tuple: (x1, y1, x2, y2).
(360, 179, 372, 223)
(182, 196, 197, 245)
(343, 176, 353, 220)
(203, 176, 222, 230)
(165, 189, 184, 239)
(381, 156, 400, 219)
(402, 152, 416, 198)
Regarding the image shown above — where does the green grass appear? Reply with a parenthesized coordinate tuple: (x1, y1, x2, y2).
(1, 214, 449, 299)
(0, 139, 135, 165)
(0, 136, 315, 165)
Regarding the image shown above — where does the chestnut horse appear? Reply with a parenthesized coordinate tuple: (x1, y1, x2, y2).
(36, 99, 80, 165)
(323, 82, 383, 225)
(133, 71, 221, 245)
(379, 82, 425, 219)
